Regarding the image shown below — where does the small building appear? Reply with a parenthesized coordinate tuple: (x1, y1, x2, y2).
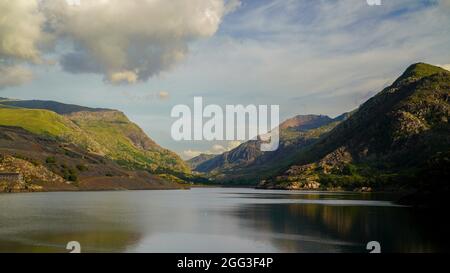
(0, 173, 24, 184)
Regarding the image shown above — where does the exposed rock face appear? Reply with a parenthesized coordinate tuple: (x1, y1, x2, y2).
(0, 181, 43, 193)
(66, 110, 188, 173)
(193, 115, 346, 184)
(0, 100, 189, 174)
(317, 147, 353, 174)
(261, 147, 352, 190)
(391, 111, 428, 141)
(0, 125, 189, 192)
(259, 63, 450, 193)
(280, 115, 333, 131)
(0, 99, 191, 193)
(0, 155, 65, 183)
(0, 155, 63, 192)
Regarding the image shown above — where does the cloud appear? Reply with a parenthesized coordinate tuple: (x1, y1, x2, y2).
(109, 71, 138, 85)
(0, 65, 33, 89)
(0, 0, 45, 63)
(437, 64, 450, 71)
(0, 0, 47, 89)
(224, 0, 241, 14)
(0, 0, 239, 87)
(158, 91, 170, 100)
(166, 0, 450, 118)
(183, 150, 203, 159)
(39, 0, 237, 84)
(441, 0, 450, 8)
(183, 140, 241, 159)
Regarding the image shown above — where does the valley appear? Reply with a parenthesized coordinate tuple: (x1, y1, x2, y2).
(1, 63, 449, 208)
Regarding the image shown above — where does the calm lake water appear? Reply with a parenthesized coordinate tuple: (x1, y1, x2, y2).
(0, 188, 447, 253)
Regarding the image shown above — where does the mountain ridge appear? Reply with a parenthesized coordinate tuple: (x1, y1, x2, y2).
(191, 63, 449, 203)
(0, 99, 190, 192)
(192, 114, 350, 184)
(0, 99, 113, 115)
(259, 63, 450, 196)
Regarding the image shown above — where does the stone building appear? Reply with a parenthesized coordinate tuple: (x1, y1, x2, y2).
(0, 173, 24, 184)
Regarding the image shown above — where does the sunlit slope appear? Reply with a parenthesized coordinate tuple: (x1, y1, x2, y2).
(0, 102, 189, 174)
(67, 110, 189, 173)
(0, 106, 106, 153)
(0, 107, 74, 136)
(262, 63, 450, 191)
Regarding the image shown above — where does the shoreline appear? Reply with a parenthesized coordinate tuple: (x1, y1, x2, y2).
(1, 184, 440, 209)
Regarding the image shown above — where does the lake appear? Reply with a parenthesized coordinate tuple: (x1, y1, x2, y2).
(0, 188, 447, 253)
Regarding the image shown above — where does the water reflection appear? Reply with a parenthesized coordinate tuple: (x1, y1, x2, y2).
(0, 189, 447, 253)
(230, 203, 448, 252)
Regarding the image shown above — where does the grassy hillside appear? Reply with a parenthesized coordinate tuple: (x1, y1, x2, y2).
(0, 100, 189, 181)
(0, 126, 184, 192)
(67, 111, 189, 173)
(0, 108, 74, 137)
(0, 106, 107, 154)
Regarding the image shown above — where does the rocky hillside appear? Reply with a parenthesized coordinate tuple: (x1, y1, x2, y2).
(0, 99, 190, 192)
(0, 126, 185, 192)
(260, 63, 450, 198)
(193, 114, 348, 184)
(279, 115, 334, 131)
(0, 154, 72, 193)
(66, 110, 188, 173)
(0, 99, 188, 173)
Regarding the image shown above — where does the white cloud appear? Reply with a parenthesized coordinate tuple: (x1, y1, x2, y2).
(166, 0, 450, 118)
(158, 91, 170, 100)
(0, 0, 47, 89)
(109, 71, 138, 85)
(437, 64, 450, 71)
(441, 0, 450, 8)
(183, 140, 241, 159)
(0, 65, 33, 89)
(0, 0, 240, 87)
(0, 0, 45, 63)
(40, 0, 237, 84)
(183, 150, 203, 159)
(224, 0, 241, 14)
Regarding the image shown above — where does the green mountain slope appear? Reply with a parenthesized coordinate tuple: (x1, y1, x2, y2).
(0, 126, 182, 192)
(261, 63, 450, 196)
(0, 100, 189, 180)
(0, 107, 76, 136)
(0, 106, 105, 153)
(66, 110, 188, 173)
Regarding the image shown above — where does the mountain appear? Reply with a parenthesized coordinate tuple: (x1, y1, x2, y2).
(259, 63, 450, 199)
(279, 115, 334, 131)
(0, 99, 112, 115)
(186, 153, 217, 169)
(193, 114, 349, 184)
(0, 126, 181, 192)
(0, 99, 189, 192)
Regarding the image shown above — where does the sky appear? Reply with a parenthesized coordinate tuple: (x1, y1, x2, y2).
(1, 0, 450, 159)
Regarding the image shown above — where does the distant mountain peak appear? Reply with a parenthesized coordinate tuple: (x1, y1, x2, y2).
(280, 114, 333, 131)
(260, 62, 450, 194)
(394, 63, 448, 85)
